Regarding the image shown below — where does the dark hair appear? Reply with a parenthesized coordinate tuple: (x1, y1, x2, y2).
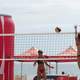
(62, 72, 65, 74)
(38, 50, 43, 54)
(78, 33, 80, 39)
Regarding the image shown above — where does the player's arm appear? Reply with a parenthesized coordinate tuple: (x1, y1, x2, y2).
(74, 25, 78, 39)
(44, 61, 54, 68)
(33, 60, 37, 66)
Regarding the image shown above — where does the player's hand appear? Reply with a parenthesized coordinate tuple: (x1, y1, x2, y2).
(33, 63, 36, 66)
(74, 25, 77, 29)
(50, 66, 54, 69)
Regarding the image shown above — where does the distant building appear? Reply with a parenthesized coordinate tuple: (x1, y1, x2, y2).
(15, 75, 27, 80)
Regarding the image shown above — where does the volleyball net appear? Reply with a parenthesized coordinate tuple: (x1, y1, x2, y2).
(0, 32, 79, 80)
(13, 32, 79, 62)
(0, 32, 79, 62)
(14, 33, 79, 80)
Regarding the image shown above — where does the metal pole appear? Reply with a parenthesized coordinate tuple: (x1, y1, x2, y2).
(49, 62, 51, 74)
(56, 62, 58, 74)
(21, 62, 23, 80)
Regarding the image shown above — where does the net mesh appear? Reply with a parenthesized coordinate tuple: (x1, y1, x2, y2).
(14, 33, 75, 56)
(14, 33, 79, 80)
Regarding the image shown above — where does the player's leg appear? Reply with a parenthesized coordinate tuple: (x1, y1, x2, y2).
(37, 69, 41, 80)
(43, 72, 46, 80)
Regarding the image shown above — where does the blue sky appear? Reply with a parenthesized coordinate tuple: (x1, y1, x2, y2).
(0, 0, 80, 79)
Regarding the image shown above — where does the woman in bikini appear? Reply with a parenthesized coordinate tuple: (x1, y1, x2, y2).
(33, 50, 54, 80)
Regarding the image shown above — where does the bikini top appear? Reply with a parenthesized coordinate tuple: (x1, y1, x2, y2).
(37, 57, 44, 64)
(37, 60, 44, 64)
